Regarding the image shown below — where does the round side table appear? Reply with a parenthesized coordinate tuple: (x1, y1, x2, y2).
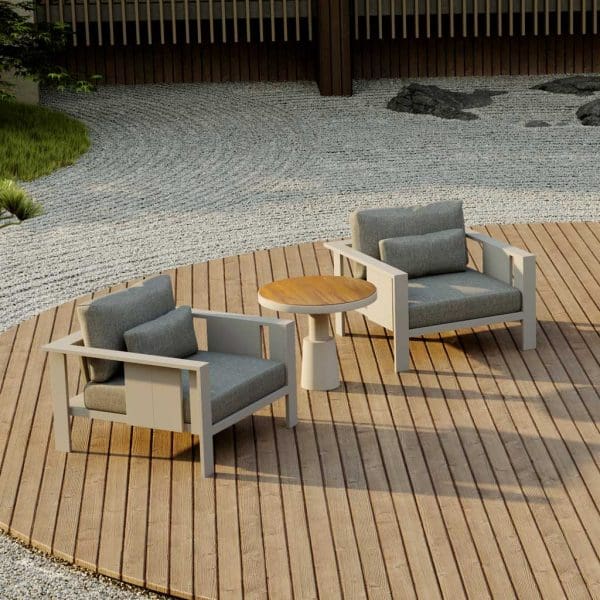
(258, 275, 377, 391)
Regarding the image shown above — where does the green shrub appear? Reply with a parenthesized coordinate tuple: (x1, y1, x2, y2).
(0, 100, 90, 180)
(0, 179, 43, 228)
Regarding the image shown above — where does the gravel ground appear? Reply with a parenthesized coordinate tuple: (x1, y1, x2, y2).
(0, 532, 170, 599)
(2, 75, 600, 332)
(1, 75, 600, 598)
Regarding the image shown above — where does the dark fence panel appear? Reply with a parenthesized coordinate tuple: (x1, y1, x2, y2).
(59, 39, 317, 83)
(353, 32, 600, 77)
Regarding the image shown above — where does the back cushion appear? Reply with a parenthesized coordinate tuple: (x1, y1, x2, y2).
(379, 229, 467, 278)
(77, 275, 175, 382)
(124, 306, 198, 358)
(350, 200, 465, 278)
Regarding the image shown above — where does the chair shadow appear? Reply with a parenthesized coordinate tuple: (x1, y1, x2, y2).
(72, 318, 600, 504)
(347, 318, 600, 402)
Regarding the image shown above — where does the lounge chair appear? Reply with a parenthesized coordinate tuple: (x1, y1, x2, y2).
(324, 200, 536, 372)
(43, 275, 297, 477)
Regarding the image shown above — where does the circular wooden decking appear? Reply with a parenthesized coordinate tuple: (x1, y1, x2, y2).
(1, 222, 600, 599)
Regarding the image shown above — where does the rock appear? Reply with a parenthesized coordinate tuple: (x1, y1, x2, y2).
(576, 98, 600, 125)
(525, 120, 551, 127)
(387, 83, 506, 120)
(533, 75, 600, 95)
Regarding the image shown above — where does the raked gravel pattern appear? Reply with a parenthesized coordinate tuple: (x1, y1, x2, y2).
(2, 75, 600, 332)
(1, 74, 600, 599)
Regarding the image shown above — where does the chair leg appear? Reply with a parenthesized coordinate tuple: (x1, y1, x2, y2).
(49, 353, 71, 452)
(285, 392, 298, 428)
(333, 252, 346, 336)
(393, 330, 410, 373)
(334, 313, 345, 337)
(521, 316, 537, 351)
(200, 435, 214, 478)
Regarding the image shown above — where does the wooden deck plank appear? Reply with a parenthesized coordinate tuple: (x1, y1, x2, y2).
(74, 284, 127, 572)
(437, 328, 544, 599)
(97, 420, 132, 579)
(169, 265, 195, 600)
(191, 260, 218, 600)
(2, 223, 600, 599)
(52, 288, 110, 563)
(389, 340, 488, 598)
(411, 334, 517, 599)
(362, 314, 468, 599)
(209, 257, 243, 600)
(277, 242, 367, 599)
(0, 308, 57, 530)
(224, 254, 268, 599)
(9, 300, 75, 543)
(240, 250, 297, 600)
(460, 320, 589, 598)
(95, 286, 134, 583)
(254, 248, 335, 600)
(0, 325, 17, 387)
(145, 428, 172, 594)
(330, 256, 444, 600)
(264, 246, 322, 600)
(312, 244, 419, 600)
(121, 426, 151, 588)
(29, 294, 89, 555)
(481, 224, 600, 595)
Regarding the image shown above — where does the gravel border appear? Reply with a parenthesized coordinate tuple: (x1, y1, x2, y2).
(0, 531, 172, 599)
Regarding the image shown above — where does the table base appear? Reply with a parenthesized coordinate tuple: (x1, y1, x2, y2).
(300, 314, 340, 391)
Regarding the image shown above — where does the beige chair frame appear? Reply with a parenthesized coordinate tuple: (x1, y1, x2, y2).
(324, 229, 536, 372)
(43, 309, 297, 477)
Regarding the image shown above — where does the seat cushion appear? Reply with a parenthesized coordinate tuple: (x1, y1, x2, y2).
(408, 268, 522, 330)
(83, 351, 286, 425)
(379, 228, 467, 278)
(124, 306, 198, 358)
(351, 200, 465, 278)
(77, 275, 175, 382)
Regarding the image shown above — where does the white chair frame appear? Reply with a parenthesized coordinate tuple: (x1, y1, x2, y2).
(324, 229, 536, 372)
(43, 309, 297, 477)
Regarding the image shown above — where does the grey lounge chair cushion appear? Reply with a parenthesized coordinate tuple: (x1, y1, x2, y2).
(351, 200, 465, 278)
(77, 275, 175, 382)
(124, 306, 198, 358)
(83, 351, 286, 425)
(408, 268, 522, 329)
(379, 228, 467, 279)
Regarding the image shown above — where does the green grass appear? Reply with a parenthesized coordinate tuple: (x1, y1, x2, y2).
(0, 179, 43, 227)
(0, 100, 90, 181)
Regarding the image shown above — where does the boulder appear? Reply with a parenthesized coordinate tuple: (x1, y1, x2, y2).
(387, 83, 506, 120)
(576, 98, 600, 126)
(533, 76, 600, 95)
(524, 120, 551, 127)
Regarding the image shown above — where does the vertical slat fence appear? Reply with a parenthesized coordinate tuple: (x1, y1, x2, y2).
(39, 0, 600, 91)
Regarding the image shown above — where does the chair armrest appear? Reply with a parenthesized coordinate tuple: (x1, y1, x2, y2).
(466, 230, 535, 302)
(191, 309, 294, 358)
(466, 229, 534, 259)
(324, 239, 408, 277)
(43, 332, 207, 372)
(190, 309, 293, 328)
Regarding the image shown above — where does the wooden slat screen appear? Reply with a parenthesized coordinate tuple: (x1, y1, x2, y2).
(351, 0, 597, 39)
(38, 0, 316, 45)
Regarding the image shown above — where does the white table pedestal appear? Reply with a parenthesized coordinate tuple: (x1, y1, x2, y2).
(301, 313, 340, 391)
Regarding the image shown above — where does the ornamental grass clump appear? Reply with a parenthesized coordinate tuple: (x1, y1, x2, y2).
(0, 101, 90, 180)
(0, 179, 43, 228)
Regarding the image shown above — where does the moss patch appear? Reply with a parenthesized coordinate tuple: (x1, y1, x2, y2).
(0, 100, 90, 181)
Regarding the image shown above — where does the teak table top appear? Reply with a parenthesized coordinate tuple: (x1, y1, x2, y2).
(258, 275, 377, 314)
